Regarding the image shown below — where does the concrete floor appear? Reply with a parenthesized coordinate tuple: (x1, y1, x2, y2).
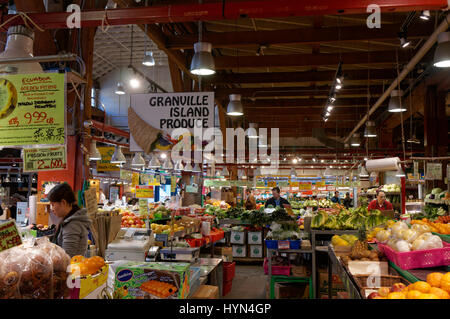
(224, 264, 268, 299)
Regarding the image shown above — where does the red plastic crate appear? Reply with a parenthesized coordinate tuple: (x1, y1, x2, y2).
(377, 241, 450, 270)
(223, 279, 233, 296)
(185, 238, 203, 247)
(223, 262, 236, 282)
(210, 229, 225, 243)
(263, 258, 291, 276)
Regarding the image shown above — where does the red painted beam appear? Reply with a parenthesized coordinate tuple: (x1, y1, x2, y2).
(90, 119, 130, 138)
(1, 1, 448, 30)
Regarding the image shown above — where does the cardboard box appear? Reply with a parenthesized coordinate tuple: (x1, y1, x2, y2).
(230, 231, 245, 244)
(274, 282, 309, 299)
(232, 245, 246, 257)
(214, 246, 233, 261)
(318, 272, 345, 296)
(347, 261, 389, 276)
(249, 245, 263, 258)
(190, 285, 219, 299)
(248, 231, 262, 244)
(290, 265, 311, 277)
(69, 265, 109, 299)
(113, 262, 190, 299)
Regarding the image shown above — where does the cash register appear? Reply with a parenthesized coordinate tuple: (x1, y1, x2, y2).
(105, 228, 153, 261)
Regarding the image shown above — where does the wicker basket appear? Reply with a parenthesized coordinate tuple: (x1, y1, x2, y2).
(353, 274, 411, 299)
(291, 265, 311, 277)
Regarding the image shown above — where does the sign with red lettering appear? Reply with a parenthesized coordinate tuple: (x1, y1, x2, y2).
(0, 220, 22, 252)
(23, 146, 67, 172)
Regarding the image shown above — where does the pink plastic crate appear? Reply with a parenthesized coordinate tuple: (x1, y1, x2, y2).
(377, 241, 450, 270)
(263, 258, 291, 276)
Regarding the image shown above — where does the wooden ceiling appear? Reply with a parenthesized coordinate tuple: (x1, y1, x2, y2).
(106, 1, 442, 146)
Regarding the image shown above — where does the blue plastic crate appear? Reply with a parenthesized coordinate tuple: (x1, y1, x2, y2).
(265, 240, 278, 249)
(289, 240, 302, 249)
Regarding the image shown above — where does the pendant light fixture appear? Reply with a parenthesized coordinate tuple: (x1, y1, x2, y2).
(142, 22, 155, 66)
(364, 121, 377, 138)
(17, 172, 22, 183)
(190, 10, 215, 75)
(162, 157, 173, 170)
(89, 140, 101, 161)
(115, 82, 125, 95)
(247, 123, 258, 138)
(128, 25, 140, 88)
(433, 32, 450, 68)
(222, 166, 229, 177)
(359, 165, 369, 177)
(420, 10, 431, 20)
(31, 174, 37, 183)
(290, 167, 297, 177)
(131, 152, 146, 167)
(388, 90, 407, 112)
(111, 146, 126, 164)
(148, 155, 161, 169)
(184, 162, 193, 172)
(254, 167, 261, 177)
(115, 47, 125, 95)
(174, 160, 184, 172)
(193, 163, 201, 173)
(350, 133, 361, 147)
(323, 167, 333, 177)
(226, 94, 244, 116)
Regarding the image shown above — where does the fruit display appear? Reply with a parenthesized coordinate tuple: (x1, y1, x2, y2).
(331, 234, 358, 247)
(0, 237, 70, 299)
(376, 221, 444, 252)
(69, 255, 106, 276)
(381, 184, 401, 193)
(311, 206, 388, 230)
(425, 188, 449, 200)
(411, 218, 450, 235)
(151, 223, 185, 235)
(121, 211, 146, 228)
(0, 78, 17, 119)
(368, 272, 450, 299)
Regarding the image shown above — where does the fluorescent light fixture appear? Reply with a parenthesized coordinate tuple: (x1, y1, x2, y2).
(434, 32, 450, 68)
(89, 140, 101, 161)
(227, 94, 244, 116)
(190, 42, 216, 75)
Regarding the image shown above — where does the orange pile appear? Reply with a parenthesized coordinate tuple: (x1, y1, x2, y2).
(69, 255, 106, 276)
(378, 272, 450, 299)
(411, 219, 450, 235)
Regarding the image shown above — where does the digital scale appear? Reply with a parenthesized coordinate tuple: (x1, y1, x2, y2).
(160, 247, 200, 262)
(105, 228, 153, 261)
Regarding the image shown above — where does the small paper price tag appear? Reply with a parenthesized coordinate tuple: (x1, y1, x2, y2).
(278, 240, 290, 250)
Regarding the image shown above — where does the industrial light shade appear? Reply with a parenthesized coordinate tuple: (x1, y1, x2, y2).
(148, 155, 161, 169)
(131, 152, 146, 167)
(420, 10, 431, 20)
(226, 94, 244, 116)
(174, 160, 184, 171)
(388, 90, 407, 112)
(89, 140, 101, 161)
(359, 165, 369, 177)
(433, 32, 450, 68)
(395, 166, 406, 177)
(254, 167, 261, 176)
(115, 82, 125, 95)
(183, 162, 193, 172)
(142, 51, 155, 66)
(192, 163, 201, 173)
(222, 166, 229, 176)
(323, 167, 333, 177)
(190, 42, 216, 75)
(350, 133, 361, 147)
(110, 146, 126, 164)
(162, 157, 173, 170)
(364, 121, 377, 138)
(290, 167, 297, 177)
(247, 123, 258, 138)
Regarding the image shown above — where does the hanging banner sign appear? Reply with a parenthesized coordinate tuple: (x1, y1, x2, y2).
(0, 73, 65, 146)
(413, 161, 419, 180)
(120, 169, 132, 182)
(426, 163, 442, 180)
(97, 147, 119, 171)
(298, 182, 312, 191)
(171, 176, 177, 193)
(136, 185, 154, 198)
(130, 92, 215, 152)
(0, 220, 22, 252)
(23, 145, 67, 172)
(131, 172, 140, 187)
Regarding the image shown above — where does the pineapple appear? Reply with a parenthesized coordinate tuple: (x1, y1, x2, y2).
(350, 227, 368, 259)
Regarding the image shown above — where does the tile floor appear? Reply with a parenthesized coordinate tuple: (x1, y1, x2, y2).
(223, 264, 268, 299)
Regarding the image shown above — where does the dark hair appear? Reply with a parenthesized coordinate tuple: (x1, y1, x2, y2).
(346, 192, 350, 196)
(272, 187, 280, 193)
(47, 183, 76, 204)
(376, 190, 385, 196)
(246, 188, 252, 193)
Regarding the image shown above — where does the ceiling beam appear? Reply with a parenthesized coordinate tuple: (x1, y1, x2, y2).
(214, 85, 385, 98)
(214, 50, 407, 70)
(3, 2, 446, 30)
(167, 23, 435, 49)
(242, 97, 381, 108)
(206, 69, 396, 84)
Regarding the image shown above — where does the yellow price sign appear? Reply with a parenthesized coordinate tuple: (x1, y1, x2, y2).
(298, 182, 312, 190)
(267, 181, 277, 188)
(315, 181, 325, 187)
(132, 172, 140, 187)
(136, 185, 154, 198)
(289, 181, 299, 187)
(97, 147, 119, 171)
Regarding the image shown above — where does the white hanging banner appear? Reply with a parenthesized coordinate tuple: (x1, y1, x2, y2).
(129, 92, 215, 152)
(426, 162, 442, 180)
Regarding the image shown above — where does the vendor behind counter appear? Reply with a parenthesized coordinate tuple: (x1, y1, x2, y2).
(368, 190, 393, 211)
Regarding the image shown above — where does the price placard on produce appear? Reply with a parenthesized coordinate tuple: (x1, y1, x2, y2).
(315, 181, 325, 187)
(23, 145, 67, 172)
(97, 147, 119, 171)
(298, 182, 312, 190)
(120, 169, 133, 182)
(131, 172, 139, 187)
(0, 73, 65, 146)
(171, 176, 177, 193)
(289, 181, 299, 187)
(84, 187, 98, 217)
(0, 220, 22, 252)
(139, 199, 148, 216)
(136, 185, 154, 198)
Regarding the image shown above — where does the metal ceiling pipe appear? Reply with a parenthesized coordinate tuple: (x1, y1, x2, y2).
(0, 53, 78, 64)
(344, 12, 450, 143)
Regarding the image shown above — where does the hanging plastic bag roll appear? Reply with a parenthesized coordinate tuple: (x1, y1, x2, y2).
(365, 157, 400, 172)
(28, 196, 37, 225)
